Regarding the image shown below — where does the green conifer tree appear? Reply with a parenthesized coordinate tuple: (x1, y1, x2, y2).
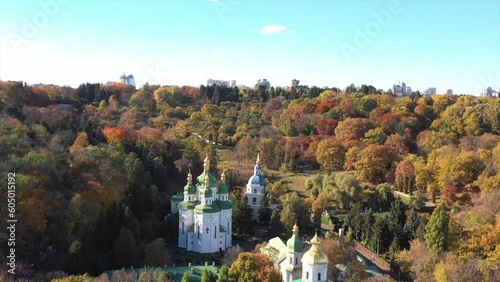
(425, 203, 450, 254)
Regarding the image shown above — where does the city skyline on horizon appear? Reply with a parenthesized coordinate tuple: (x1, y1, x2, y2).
(1, 0, 499, 95)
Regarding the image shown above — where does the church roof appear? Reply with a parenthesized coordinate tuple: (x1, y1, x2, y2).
(197, 156, 217, 187)
(301, 233, 329, 266)
(183, 170, 196, 195)
(180, 201, 197, 210)
(171, 194, 184, 202)
(184, 184, 196, 195)
(201, 186, 213, 198)
(286, 223, 304, 253)
(197, 171, 217, 187)
(216, 199, 232, 210)
(247, 174, 266, 187)
(261, 237, 287, 264)
(194, 202, 220, 214)
(218, 171, 230, 194)
(218, 183, 230, 194)
(247, 153, 266, 187)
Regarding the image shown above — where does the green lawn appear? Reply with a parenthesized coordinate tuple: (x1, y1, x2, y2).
(217, 148, 314, 197)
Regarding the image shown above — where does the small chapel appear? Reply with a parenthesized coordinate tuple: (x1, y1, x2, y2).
(244, 153, 267, 222)
(170, 156, 232, 254)
(261, 223, 329, 282)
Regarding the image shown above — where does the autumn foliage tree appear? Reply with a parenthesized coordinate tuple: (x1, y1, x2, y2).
(395, 160, 415, 193)
(354, 144, 394, 183)
(335, 118, 373, 141)
(228, 252, 282, 282)
(315, 118, 338, 136)
(69, 132, 90, 153)
(315, 138, 346, 172)
(102, 126, 136, 144)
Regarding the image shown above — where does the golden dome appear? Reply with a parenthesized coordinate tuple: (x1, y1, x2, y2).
(301, 233, 329, 265)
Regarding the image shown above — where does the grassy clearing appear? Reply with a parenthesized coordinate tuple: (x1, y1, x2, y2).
(217, 148, 313, 197)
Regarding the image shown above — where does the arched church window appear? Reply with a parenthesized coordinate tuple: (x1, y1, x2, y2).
(306, 272, 309, 279)
(214, 225, 217, 238)
(254, 189, 257, 193)
(181, 222, 184, 234)
(252, 197, 257, 204)
(295, 258, 297, 264)
(318, 273, 321, 281)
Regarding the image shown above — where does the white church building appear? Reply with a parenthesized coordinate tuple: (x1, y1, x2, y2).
(245, 154, 267, 221)
(261, 223, 329, 282)
(171, 156, 232, 254)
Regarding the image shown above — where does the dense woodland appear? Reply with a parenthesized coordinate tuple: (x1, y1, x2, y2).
(0, 80, 499, 281)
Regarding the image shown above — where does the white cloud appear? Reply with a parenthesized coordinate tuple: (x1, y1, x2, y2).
(260, 24, 288, 35)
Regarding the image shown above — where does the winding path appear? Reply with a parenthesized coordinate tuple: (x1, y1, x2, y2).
(393, 190, 436, 208)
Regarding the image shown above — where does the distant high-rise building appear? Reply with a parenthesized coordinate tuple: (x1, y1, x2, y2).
(120, 74, 136, 87)
(392, 81, 412, 97)
(446, 89, 453, 95)
(207, 79, 235, 87)
(423, 87, 437, 97)
(290, 78, 309, 90)
(393, 84, 403, 96)
(255, 79, 271, 90)
(481, 87, 494, 97)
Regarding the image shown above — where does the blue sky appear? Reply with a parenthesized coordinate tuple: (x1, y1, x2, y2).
(0, 0, 499, 95)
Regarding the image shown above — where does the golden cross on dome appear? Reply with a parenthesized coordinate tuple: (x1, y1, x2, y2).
(187, 169, 192, 184)
(221, 170, 226, 183)
(292, 221, 299, 236)
(203, 155, 210, 171)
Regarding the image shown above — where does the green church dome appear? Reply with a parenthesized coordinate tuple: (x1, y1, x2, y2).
(286, 223, 304, 253)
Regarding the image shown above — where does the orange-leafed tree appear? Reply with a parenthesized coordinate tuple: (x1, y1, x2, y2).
(335, 118, 373, 141)
(282, 99, 317, 120)
(385, 134, 409, 155)
(80, 180, 122, 208)
(354, 144, 394, 183)
(69, 132, 90, 154)
(395, 160, 415, 193)
(102, 126, 136, 144)
(19, 188, 51, 231)
(315, 138, 346, 172)
(316, 118, 338, 136)
(136, 126, 166, 151)
(228, 252, 282, 282)
(315, 97, 337, 114)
